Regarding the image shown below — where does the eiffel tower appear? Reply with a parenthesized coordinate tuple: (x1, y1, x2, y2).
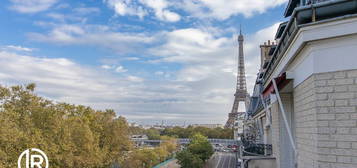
(225, 28, 250, 129)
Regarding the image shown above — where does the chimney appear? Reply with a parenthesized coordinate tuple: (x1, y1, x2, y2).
(259, 40, 276, 70)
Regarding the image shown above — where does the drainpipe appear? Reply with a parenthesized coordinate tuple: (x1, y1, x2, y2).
(272, 78, 298, 168)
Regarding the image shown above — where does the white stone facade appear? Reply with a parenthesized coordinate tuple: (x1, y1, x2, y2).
(267, 12, 357, 168)
(271, 70, 357, 168)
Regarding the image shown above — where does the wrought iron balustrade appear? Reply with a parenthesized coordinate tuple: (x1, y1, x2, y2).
(241, 138, 272, 156)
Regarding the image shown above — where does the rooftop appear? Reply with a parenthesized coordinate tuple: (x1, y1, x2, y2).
(263, 0, 357, 86)
(248, 0, 357, 116)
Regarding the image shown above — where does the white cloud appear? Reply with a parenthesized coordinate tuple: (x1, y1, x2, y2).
(101, 64, 114, 70)
(151, 23, 280, 97)
(151, 28, 230, 64)
(140, 0, 181, 22)
(124, 57, 140, 61)
(103, 0, 285, 21)
(104, 0, 147, 19)
(115, 66, 128, 73)
(0, 51, 120, 105)
(180, 0, 287, 19)
(27, 24, 156, 54)
(103, 0, 180, 22)
(160, 10, 181, 22)
(127, 75, 143, 82)
(0, 50, 186, 123)
(9, 0, 58, 13)
(17, 20, 280, 124)
(2, 45, 34, 52)
(101, 64, 128, 73)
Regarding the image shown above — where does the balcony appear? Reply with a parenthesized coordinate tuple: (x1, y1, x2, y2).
(239, 138, 275, 168)
(241, 138, 272, 156)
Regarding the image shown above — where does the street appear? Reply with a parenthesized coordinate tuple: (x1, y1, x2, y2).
(205, 152, 237, 168)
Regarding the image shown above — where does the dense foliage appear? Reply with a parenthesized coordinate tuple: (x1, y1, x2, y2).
(176, 134, 214, 168)
(129, 126, 161, 140)
(0, 84, 177, 168)
(123, 136, 177, 168)
(162, 126, 233, 139)
(130, 125, 233, 140)
(176, 150, 203, 168)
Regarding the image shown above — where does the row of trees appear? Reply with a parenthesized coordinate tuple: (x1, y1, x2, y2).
(130, 125, 234, 140)
(0, 84, 177, 168)
(162, 126, 234, 139)
(176, 134, 214, 168)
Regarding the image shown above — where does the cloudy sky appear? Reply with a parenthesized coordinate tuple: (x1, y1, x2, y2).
(0, 0, 288, 125)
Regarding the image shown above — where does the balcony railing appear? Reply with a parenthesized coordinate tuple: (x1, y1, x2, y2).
(303, 0, 330, 5)
(241, 138, 272, 156)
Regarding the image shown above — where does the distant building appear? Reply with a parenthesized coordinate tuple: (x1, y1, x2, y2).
(131, 134, 148, 140)
(191, 124, 224, 129)
(243, 0, 357, 168)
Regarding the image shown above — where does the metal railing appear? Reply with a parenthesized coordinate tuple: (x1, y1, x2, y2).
(304, 0, 330, 5)
(241, 138, 272, 156)
(243, 144, 272, 156)
(263, 17, 298, 83)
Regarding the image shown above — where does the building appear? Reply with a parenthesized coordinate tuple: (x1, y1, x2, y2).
(191, 124, 224, 129)
(242, 0, 357, 168)
(131, 134, 149, 140)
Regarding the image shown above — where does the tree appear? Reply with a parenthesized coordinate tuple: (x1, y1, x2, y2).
(122, 136, 177, 168)
(0, 84, 132, 168)
(160, 136, 178, 154)
(161, 126, 233, 139)
(187, 134, 214, 161)
(176, 133, 214, 168)
(176, 150, 203, 168)
(145, 128, 161, 140)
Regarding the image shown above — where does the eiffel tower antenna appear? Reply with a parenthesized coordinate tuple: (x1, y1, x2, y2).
(225, 25, 250, 132)
(240, 24, 242, 35)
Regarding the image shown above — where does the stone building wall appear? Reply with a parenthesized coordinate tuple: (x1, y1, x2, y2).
(271, 103, 281, 168)
(312, 69, 357, 168)
(271, 69, 357, 168)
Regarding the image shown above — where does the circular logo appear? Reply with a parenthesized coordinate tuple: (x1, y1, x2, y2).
(18, 148, 49, 168)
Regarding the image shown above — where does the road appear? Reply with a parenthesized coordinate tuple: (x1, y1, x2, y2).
(205, 152, 237, 168)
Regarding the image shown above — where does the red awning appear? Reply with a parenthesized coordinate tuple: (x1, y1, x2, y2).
(262, 72, 291, 97)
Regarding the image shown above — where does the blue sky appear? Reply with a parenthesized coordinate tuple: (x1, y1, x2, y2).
(0, 0, 288, 125)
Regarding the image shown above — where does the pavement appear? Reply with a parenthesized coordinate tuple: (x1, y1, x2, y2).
(205, 152, 237, 168)
(154, 159, 180, 168)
